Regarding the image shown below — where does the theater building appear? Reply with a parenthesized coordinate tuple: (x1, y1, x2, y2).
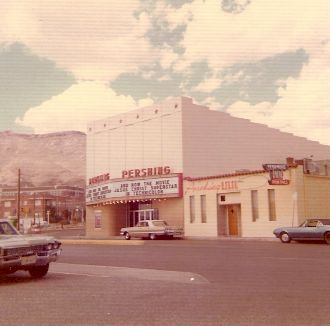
(85, 97, 330, 238)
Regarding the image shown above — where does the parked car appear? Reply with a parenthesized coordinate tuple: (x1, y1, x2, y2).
(120, 220, 184, 240)
(0, 219, 62, 277)
(30, 221, 50, 233)
(273, 218, 330, 244)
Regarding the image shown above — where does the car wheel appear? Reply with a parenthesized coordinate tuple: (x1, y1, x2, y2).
(324, 232, 330, 244)
(149, 233, 157, 240)
(280, 232, 291, 243)
(124, 232, 131, 240)
(28, 264, 49, 278)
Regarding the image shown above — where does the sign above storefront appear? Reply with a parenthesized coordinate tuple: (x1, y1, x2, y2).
(262, 163, 290, 185)
(268, 179, 290, 185)
(89, 173, 110, 185)
(86, 174, 182, 204)
(186, 180, 239, 192)
(122, 166, 171, 178)
(262, 164, 287, 171)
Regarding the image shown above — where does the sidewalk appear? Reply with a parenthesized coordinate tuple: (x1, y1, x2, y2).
(59, 235, 277, 246)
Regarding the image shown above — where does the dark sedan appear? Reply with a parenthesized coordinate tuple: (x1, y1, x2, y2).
(273, 219, 330, 244)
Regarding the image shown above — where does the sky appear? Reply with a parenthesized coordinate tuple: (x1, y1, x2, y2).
(0, 0, 329, 145)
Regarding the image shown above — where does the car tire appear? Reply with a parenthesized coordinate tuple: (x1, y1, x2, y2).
(149, 233, 156, 240)
(28, 264, 49, 278)
(280, 232, 291, 243)
(124, 232, 131, 240)
(324, 232, 330, 244)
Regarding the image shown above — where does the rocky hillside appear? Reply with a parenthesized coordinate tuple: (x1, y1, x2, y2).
(0, 131, 86, 187)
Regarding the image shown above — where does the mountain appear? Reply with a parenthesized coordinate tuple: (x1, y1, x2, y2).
(0, 131, 86, 188)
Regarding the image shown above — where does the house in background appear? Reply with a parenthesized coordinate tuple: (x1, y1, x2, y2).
(0, 185, 85, 230)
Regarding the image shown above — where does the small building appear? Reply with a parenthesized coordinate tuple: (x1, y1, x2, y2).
(0, 185, 85, 226)
(85, 97, 330, 238)
(184, 158, 330, 237)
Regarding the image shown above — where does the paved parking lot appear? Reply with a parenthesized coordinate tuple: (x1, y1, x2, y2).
(1, 234, 330, 325)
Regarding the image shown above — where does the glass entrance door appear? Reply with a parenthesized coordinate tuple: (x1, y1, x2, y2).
(129, 208, 159, 226)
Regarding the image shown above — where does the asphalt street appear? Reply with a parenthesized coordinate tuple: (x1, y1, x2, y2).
(1, 232, 330, 326)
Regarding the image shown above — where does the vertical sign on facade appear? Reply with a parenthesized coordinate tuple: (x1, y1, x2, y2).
(94, 210, 102, 228)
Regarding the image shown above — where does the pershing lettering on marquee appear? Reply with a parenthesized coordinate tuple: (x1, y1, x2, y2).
(122, 166, 171, 178)
(89, 173, 110, 185)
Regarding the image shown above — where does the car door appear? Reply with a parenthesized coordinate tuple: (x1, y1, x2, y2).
(313, 221, 326, 240)
(138, 221, 150, 238)
(130, 222, 143, 237)
(298, 220, 319, 239)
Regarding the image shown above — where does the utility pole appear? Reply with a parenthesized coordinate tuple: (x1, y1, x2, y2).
(16, 168, 21, 232)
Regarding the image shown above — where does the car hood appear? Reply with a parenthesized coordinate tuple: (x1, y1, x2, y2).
(0, 234, 57, 248)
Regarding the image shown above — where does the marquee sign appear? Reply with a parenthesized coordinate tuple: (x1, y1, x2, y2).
(86, 174, 182, 203)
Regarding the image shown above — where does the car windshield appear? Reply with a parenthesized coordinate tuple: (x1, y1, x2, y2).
(0, 221, 19, 235)
(299, 219, 330, 227)
(152, 221, 168, 227)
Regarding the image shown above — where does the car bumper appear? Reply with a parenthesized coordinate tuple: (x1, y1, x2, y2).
(0, 248, 62, 271)
(165, 231, 184, 237)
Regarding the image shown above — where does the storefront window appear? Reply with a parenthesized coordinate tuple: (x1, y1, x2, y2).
(189, 196, 195, 223)
(200, 195, 207, 223)
(251, 190, 259, 222)
(268, 189, 276, 221)
(4, 201, 11, 208)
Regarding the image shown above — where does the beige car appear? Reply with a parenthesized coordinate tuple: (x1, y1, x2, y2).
(120, 220, 184, 240)
(0, 219, 62, 278)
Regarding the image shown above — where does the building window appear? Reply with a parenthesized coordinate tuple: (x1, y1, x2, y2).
(189, 196, 195, 223)
(4, 201, 11, 208)
(268, 189, 276, 221)
(23, 200, 28, 205)
(35, 199, 42, 206)
(251, 190, 259, 222)
(200, 195, 207, 223)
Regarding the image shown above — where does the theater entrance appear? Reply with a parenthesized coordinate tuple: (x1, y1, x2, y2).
(128, 201, 159, 227)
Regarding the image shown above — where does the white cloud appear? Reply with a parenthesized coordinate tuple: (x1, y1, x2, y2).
(2, 0, 330, 146)
(181, 0, 330, 70)
(15, 81, 153, 133)
(193, 76, 221, 92)
(227, 44, 330, 145)
(0, 0, 156, 81)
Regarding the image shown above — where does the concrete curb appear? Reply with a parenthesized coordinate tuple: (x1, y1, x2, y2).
(60, 237, 277, 245)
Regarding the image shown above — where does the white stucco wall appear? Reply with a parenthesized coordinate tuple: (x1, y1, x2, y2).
(184, 169, 304, 238)
(86, 98, 184, 182)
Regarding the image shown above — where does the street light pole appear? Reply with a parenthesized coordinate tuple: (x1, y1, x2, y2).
(16, 168, 21, 232)
(54, 185, 58, 223)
